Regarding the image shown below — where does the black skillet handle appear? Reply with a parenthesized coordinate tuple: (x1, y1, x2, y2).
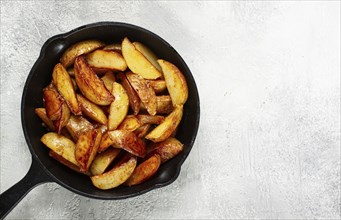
(0, 158, 51, 219)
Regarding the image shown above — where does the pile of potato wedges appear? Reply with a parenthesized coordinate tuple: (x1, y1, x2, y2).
(35, 37, 188, 190)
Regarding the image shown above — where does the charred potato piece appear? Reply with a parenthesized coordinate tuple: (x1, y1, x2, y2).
(158, 60, 188, 106)
(91, 154, 137, 190)
(60, 40, 104, 68)
(52, 63, 81, 115)
(66, 115, 94, 141)
(150, 138, 184, 163)
(101, 71, 116, 92)
(90, 148, 121, 176)
(125, 154, 161, 186)
(43, 83, 63, 121)
(86, 50, 127, 71)
(74, 55, 114, 105)
(108, 130, 146, 157)
(77, 94, 108, 125)
(41, 132, 78, 166)
(126, 72, 156, 115)
(118, 115, 142, 131)
(145, 106, 183, 142)
(117, 72, 140, 115)
(122, 37, 162, 79)
(108, 82, 129, 130)
(133, 41, 162, 71)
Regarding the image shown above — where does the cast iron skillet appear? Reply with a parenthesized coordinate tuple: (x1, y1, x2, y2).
(0, 22, 200, 219)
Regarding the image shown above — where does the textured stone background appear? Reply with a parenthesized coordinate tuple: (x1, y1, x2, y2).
(1, 1, 340, 219)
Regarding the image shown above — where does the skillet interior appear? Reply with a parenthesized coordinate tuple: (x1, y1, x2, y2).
(21, 22, 200, 199)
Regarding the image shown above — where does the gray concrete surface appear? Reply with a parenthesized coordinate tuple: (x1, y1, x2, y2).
(1, 1, 340, 219)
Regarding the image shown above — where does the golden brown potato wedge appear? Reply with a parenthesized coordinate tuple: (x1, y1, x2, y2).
(60, 40, 105, 68)
(101, 71, 116, 92)
(91, 154, 137, 190)
(108, 130, 146, 157)
(66, 115, 94, 141)
(145, 106, 183, 142)
(158, 60, 188, 106)
(35, 108, 55, 131)
(122, 37, 162, 79)
(156, 96, 173, 114)
(125, 154, 161, 186)
(136, 115, 164, 125)
(90, 148, 121, 176)
(98, 131, 113, 153)
(53, 101, 71, 134)
(75, 129, 102, 171)
(43, 83, 63, 121)
(126, 72, 156, 115)
(147, 79, 167, 94)
(41, 132, 78, 166)
(108, 82, 129, 130)
(149, 138, 184, 163)
(52, 63, 81, 115)
(133, 42, 162, 71)
(77, 94, 108, 124)
(49, 150, 90, 175)
(103, 43, 122, 52)
(134, 124, 151, 138)
(86, 50, 127, 71)
(117, 72, 140, 115)
(74, 55, 114, 105)
(118, 115, 142, 131)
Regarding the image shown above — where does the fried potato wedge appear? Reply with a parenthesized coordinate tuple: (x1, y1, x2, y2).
(52, 63, 81, 115)
(147, 79, 167, 94)
(118, 115, 142, 131)
(91, 154, 137, 190)
(122, 37, 162, 79)
(101, 71, 116, 92)
(98, 131, 113, 153)
(35, 108, 55, 131)
(74, 55, 114, 105)
(41, 132, 78, 166)
(53, 101, 71, 134)
(137, 115, 164, 125)
(75, 129, 102, 171)
(156, 96, 173, 114)
(90, 148, 121, 176)
(145, 106, 183, 142)
(66, 115, 94, 141)
(117, 72, 140, 115)
(49, 150, 90, 175)
(60, 40, 104, 68)
(158, 60, 188, 106)
(133, 41, 162, 71)
(43, 83, 63, 121)
(108, 82, 129, 130)
(125, 154, 161, 186)
(86, 50, 127, 71)
(108, 130, 146, 157)
(103, 43, 122, 52)
(134, 124, 151, 138)
(126, 72, 156, 115)
(150, 138, 184, 163)
(77, 94, 108, 124)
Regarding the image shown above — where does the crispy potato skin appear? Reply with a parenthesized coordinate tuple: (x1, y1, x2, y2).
(75, 129, 102, 171)
(134, 124, 151, 138)
(118, 115, 142, 131)
(136, 114, 164, 125)
(98, 131, 114, 153)
(43, 83, 63, 121)
(86, 50, 127, 71)
(74, 55, 114, 105)
(49, 150, 90, 175)
(126, 72, 157, 115)
(145, 106, 183, 142)
(108, 82, 129, 130)
(90, 148, 121, 176)
(91, 154, 137, 190)
(156, 96, 173, 114)
(53, 101, 71, 134)
(103, 43, 122, 53)
(60, 40, 104, 68)
(122, 37, 162, 79)
(108, 130, 146, 157)
(52, 63, 81, 115)
(147, 79, 167, 94)
(158, 60, 188, 106)
(66, 115, 94, 141)
(77, 94, 108, 124)
(125, 154, 161, 186)
(117, 72, 140, 115)
(149, 138, 184, 163)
